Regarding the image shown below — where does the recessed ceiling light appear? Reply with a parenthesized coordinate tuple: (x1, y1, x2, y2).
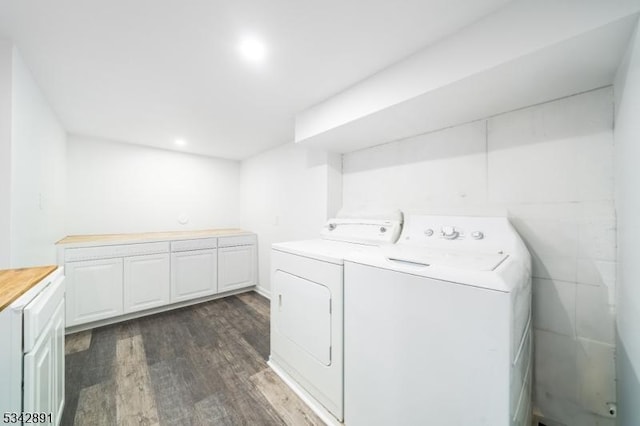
(239, 36, 267, 63)
(175, 138, 186, 147)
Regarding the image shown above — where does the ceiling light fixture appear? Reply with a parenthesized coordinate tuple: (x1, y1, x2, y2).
(175, 138, 186, 147)
(239, 36, 267, 63)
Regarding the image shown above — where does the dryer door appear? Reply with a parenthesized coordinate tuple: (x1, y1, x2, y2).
(276, 271, 331, 365)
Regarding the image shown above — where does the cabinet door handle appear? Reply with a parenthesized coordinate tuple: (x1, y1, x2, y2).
(278, 294, 282, 308)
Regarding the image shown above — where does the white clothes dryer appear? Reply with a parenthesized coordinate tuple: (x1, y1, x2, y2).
(344, 215, 532, 426)
(269, 212, 402, 424)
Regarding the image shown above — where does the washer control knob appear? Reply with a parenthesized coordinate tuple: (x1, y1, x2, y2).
(328, 223, 336, 231)
(424, 229, 434, 236)
(380, 226, 387, 233)
(440, 226, 459, 240)
(471, 231, 484, 240)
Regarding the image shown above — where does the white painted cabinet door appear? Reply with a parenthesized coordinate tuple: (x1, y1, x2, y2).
(66, 258, 124, 327)
(52, 299, 65, 425)
(218, 245, 256, 292)
(23, 323, 54, 417)
(171, 249, 217, 302)
(124, 253, 170, 313)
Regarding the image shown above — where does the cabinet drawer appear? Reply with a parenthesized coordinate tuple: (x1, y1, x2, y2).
(171, 238, 218, 252)
(218, 234, 256, 248)
(23, 276, 65, 353)
(65, 242, 169, 261)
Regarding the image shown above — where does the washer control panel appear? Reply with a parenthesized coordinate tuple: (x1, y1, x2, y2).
(418, 225, 484, 241)
(394, 215, 526, 268)
(399, 215, 518, 253)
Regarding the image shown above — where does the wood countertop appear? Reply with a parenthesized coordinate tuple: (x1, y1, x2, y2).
(0, 265, 58, 311)
(56, 228, 252, 245)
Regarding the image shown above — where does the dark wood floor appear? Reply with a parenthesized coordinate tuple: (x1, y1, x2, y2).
(62, 292, 324, 426)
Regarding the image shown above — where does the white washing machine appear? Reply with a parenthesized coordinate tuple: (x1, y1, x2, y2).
(269, 212, 403, 424)
(344, 215, 532, 426)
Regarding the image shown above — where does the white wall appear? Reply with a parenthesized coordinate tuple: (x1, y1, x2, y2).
(614, 20, 640, 426)
(0, 41, 12, 268)
(66, 135, 240, 234)
(9, 50, 67, 267)
(343, 88, 616, 426)
(0, 43, 67, 268)
(239, 142, 341, 296)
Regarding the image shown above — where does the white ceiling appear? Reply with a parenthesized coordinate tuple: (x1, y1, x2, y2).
(0, 0, 511, 159)
(294, 2, 640, 153)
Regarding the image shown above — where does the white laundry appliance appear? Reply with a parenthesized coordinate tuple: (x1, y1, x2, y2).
(269, 212, 403, 424)
(344, 215, 532, 426)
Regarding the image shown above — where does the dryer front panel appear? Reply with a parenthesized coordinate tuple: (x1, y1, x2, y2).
(270, 249, 344, 421)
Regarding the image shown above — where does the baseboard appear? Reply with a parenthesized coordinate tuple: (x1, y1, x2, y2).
(532, 410, 566, 426)
(254, 285, 271, 299)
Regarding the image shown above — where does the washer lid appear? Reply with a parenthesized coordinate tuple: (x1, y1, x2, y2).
(383, 246, 509, 271)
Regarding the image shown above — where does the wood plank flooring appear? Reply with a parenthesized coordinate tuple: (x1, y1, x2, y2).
(62, 292, 325, 426)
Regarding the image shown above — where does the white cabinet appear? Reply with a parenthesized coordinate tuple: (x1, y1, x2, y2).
(24, 300, 65, 422)
(63, 242, 169, 328)
(1, 267, 65, 425)
(65, 258, 124, 327)
(218, 245, 256, 292)
(171, 249, 217, 302)
(124, 253, 170, 313)
(57, 232, 257, 329)
(218, 235, 257, 292)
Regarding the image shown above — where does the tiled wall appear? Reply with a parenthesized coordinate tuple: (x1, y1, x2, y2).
(342, 87, 615, 426)
(614, 19, 640, 425)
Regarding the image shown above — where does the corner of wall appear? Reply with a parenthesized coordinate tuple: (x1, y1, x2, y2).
(613, 14, 640, 426)
(0, 41, 13, 268)
(239, 142, 344, 293)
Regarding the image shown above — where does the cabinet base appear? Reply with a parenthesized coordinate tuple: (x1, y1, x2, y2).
(65, 286, 256, 334)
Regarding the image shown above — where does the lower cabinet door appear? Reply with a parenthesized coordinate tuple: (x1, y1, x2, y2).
(23, 323, 54, 417)
(171, 249, 217, 302)
(65, 258, 124, 327)
(218, 245, 256, 292)
(124, 253, 170, 313)
(52, 300, 65, 425)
